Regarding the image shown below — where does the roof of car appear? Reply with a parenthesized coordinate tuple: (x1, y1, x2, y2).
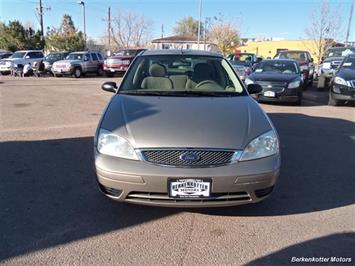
(264, 58, 299, 62)
(71, 51, 102, 54)
(278, 50, 308, 53)
(15, 50, 43, 53)
(141, 49, 223, 58)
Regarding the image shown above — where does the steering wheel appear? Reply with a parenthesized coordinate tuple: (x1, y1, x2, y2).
(195, 80, 221, 90)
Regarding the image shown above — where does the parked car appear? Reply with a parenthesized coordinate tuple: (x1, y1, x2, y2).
(0, 51, 12, 60)
(52, 51, 104, 78)
(328, 54, 355, 106)
(43, 52, 70, 73)
(95, 49, 280, 207)
(274, 50, 314, 88)
(226, 52, 259, 80)
(0, 50, 44, 75)
(245, 59, 303, 105)
(317, 46, 355, 90)
(104, 48, 146, 77)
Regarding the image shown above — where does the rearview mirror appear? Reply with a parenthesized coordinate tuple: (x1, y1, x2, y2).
(247, 84, 263, 94)
(101, 82, 117, 93)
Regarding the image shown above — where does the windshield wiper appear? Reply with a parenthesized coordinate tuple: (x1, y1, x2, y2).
(119, 90, 241, 97)
(163, 90, 240, 97)
(119, 90, 176, 96)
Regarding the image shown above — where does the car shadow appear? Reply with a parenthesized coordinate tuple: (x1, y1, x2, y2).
(0, 137, 178, 261)
(194, 113, 355, 216)
(248, 233, 355, 265)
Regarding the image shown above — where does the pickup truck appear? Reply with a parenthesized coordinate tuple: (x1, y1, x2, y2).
(104, 49, 146, 77)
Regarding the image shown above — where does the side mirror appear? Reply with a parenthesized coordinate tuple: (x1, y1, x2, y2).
(247, 84, 263, 94)
(311, 58, 314, 63)
(25, 56, 30, 59)
(101, 81, 117, 93)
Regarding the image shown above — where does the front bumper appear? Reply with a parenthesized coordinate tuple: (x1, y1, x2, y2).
(257, 87, 301, 103)
(52, 68, 73, 75)
(331, 85, 355, 101)
(104, 66, 129, 73)
(0, 65, 11, 72)
(95, 151, 280, 207)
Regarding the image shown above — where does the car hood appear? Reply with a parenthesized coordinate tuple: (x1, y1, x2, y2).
(108, 56, 134, 60)
(324, 57, 344, 63)
(100, 95, 272, 149)
(2, 58, 23, 62)
(249, 73, 299, 83)
(53, 59, 81, 65)
(336, 69, 355, 80)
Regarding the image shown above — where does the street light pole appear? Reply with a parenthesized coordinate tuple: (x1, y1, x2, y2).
(78, 1, 86, 49)
(197, 0, 202, 50)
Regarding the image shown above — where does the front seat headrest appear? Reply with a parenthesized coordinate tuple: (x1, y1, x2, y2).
(192, 63, 213, 83)
(149, 64, 167, 77)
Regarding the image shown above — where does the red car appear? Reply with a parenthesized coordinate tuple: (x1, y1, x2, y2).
(104, 49, 146, 77)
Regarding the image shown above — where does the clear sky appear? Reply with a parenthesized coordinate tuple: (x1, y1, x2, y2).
(0, 0, 354, 42)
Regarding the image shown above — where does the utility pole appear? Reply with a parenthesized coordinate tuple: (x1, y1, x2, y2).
(345, 0, 354, 44)
(197, 0, 202, 50)
(38, 0, 44, 39)
(108, 6, 111, 53)
(161, 24, 164, 38)
(78, 1, 86, 49)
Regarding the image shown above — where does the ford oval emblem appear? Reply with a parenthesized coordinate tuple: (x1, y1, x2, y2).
(179, 152, 200, 162)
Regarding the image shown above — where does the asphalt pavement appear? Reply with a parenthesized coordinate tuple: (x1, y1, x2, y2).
(0, 76, 354, 265)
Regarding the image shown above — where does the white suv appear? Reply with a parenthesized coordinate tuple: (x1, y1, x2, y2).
(0, 50, 44, 74)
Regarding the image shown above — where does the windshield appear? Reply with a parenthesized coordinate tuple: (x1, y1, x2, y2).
(326, 48, 355, 58)
(277, 52, 306, 61)
(119, 55, 245, 96)
(66, 53, 87, 60)
(254, 60, 299, 74)
(45, 53, 63, 61)
(114, 50, 137, 57)
(11, 52, 26, 59)
(341, 57, 355, 70)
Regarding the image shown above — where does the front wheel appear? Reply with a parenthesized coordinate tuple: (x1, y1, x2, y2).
(73, 67, 82, 78)
(105, 71, 114, 77)
(328, 94, 345, 106)
(97, 67, 104, 76)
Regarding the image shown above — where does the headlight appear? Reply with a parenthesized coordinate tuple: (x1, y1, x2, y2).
(334, 77, 348, 86)
(97, 129, 139, 160)
(288, 80, 301, 89)
(5, 61, 12, 67)
(322, 62, 331, 69)
(245, 77, 254, 85)
(240, 130, 279, 161)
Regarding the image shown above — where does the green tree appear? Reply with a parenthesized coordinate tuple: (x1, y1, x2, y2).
(45, 14, 85, 51)
(173, 16, 203, 37)
(0, 20, 44, 51)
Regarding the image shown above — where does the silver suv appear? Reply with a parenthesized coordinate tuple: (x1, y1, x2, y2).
(52, 51, 104, 78)
(0, 50, 44, 75)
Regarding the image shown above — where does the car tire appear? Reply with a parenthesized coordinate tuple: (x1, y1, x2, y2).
(328, 94, 344, 106)
(105, 71, 114, 77)
(73, 67, 82, 78)
(97, 67, 104, 76)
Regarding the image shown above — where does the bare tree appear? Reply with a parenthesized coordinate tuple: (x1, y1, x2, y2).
(110, 9, 153, 49)
(305, 0, 343, 63)
(209, 22, 240, 55)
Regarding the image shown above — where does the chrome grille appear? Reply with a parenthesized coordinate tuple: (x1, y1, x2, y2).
(350, 80, 355, 88)
(140, 149, 235, 167)
(256, 81, 287, 89)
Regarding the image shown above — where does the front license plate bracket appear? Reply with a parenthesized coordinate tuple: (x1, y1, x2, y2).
(168, 178, 211, 198)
